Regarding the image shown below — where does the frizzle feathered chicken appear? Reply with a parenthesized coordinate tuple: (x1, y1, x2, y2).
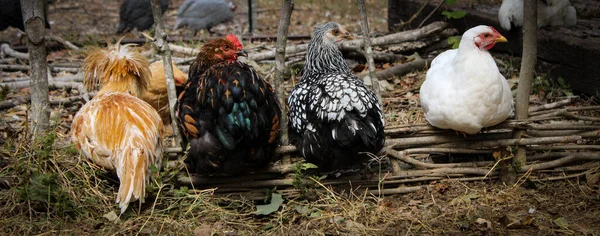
(176, 34, 281, 175)
(71, 42, 163, 214)
(287, 22, 385, 171)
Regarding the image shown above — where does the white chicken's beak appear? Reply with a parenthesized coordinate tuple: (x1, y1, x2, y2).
(495, 35, 508, 43)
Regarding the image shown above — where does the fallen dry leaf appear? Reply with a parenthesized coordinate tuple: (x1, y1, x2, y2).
(193, 225, 213, 236)
(475, 218, 492, 229)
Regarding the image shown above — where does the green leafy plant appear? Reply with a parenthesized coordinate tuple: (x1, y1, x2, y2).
(442, 0, 467, 20)
(291, 162, 318, 191)
(15, 171, 78, 218)
(447, 36, 461, 49)
(254, 192, 284, 215)
(532, 75, 573, 99)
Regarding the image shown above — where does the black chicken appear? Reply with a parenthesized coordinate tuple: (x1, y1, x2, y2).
(0, 0, 51, 32)
(287, 22, 385, 171)
(176, 34, 281, 175)
(116, 0, 169, 34)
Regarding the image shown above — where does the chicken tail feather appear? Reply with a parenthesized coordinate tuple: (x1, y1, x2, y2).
(115, 146, 148, 214)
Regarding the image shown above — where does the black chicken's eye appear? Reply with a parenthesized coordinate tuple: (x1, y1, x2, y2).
(224, 45, 230, 50)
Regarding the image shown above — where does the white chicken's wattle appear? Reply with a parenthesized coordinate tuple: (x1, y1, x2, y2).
(419, 25, 514, 135)
(498, 0, 577, 31)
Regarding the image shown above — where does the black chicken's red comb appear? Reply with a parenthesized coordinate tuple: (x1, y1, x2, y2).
(226, 34, 243, 50)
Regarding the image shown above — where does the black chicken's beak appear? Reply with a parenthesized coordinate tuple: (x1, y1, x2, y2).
(236, 50, 248, 57)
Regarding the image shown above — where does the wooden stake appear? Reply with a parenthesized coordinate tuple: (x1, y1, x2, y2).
(150, 0, 184, 151)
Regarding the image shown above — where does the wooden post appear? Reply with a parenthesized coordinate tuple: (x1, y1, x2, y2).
(357, 0, 381, 101)
(247, 0, 255, 34)
(513, 0, 538, 170)
(150, 0, 184, 151)
(274, 0, 294, 164)
(21, 0, 50, 141)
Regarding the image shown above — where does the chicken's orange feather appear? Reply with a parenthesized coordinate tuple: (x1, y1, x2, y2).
(71, 40, 163, 214)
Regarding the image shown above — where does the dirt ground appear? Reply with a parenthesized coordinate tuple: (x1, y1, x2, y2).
(1, 0, 599, 235)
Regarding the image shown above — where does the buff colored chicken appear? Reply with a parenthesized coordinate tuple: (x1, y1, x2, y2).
(71, 42, 163, 214)
(140, 61, 188, 136)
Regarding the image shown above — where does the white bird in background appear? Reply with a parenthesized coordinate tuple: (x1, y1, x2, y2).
(498, 0, 577, 31)
(419, 25, 514, 135)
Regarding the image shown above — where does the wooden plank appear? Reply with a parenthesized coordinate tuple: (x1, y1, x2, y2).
(388, 0, 600, 95)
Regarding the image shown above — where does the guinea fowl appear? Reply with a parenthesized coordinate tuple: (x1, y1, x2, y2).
(71, 42, 163, 213)
(174, 0, 236, 34)
(419, 26, 514, 135)
(287, 22, 385, 171)
(498, 0, 577, 31)
(176, 34, 281, 175)
(117, 0, 169, 34)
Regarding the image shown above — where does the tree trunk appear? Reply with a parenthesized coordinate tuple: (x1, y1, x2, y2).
(150, 0, 184, 150)
(512, 0, 538, 174)
(21, 0, 50, 141)
(274, 0, 294, 165)
(357, 0, 381, 101)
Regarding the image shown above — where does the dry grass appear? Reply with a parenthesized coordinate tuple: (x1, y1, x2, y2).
(1, 123, 599, 235)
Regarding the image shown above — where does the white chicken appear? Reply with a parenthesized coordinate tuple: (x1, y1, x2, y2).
(498, 0, 577, 31)
(419, 26, 514, 135)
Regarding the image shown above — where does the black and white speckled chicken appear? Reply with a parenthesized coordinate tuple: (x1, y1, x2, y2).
(287, 22, 385, 171)
(176, 34, 281, 175)
(117, 0, 169, 34)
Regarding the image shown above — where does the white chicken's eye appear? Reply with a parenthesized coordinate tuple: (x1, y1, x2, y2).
(332, 29, 340, 35)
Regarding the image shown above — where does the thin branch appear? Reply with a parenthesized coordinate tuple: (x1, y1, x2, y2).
(150, 0, 184, 150)
(249, 21, 448, 61)
(274, 0, 294, 155)
(386, 147, 494, 169)
(357, 0, 381, 100)
(418, 0, 444, 28)
(521, 152, 600, 172)
(1, 43, 29, 60)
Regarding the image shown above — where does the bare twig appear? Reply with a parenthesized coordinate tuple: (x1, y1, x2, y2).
(521, 152, 600, 172)
(150, 0, 184, 150)
(370, 58, 433, 80)
(418, 0, 444, 28)
(386, 147, 494, 169)
(1, 43, 29, 60)
(250, 21, 448, 61)
(357, 0, 381, 101)
(48, 34, 81, 51)
(274, 0, 294, 166)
